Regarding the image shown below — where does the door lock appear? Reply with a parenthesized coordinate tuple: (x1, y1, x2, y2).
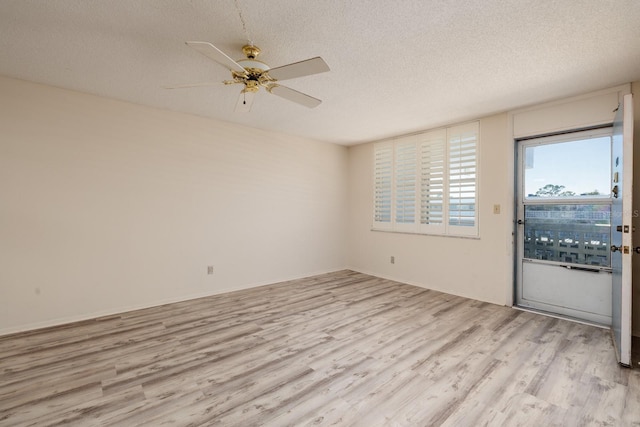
(635, 247, 640, 254)
(612, 185, 619, 198)
(611, 245, 621, 252)
(616, 225, 635, 233)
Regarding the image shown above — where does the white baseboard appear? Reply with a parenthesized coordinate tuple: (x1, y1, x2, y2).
(0, 267, 347, 337)
(345, 266, 501, 306)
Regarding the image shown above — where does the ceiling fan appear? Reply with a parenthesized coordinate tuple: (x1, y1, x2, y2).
(166, 42, 330, 112)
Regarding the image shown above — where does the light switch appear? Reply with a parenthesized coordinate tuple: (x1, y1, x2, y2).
(493, 204, 501, 214)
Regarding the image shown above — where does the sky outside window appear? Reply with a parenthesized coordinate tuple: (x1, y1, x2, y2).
(524, 136, 611, 198)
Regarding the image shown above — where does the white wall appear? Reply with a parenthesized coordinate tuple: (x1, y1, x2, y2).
(0, 76, 348, 335)
(3, 75, 639, 337)
(348, 83, 640, 335)
(347, 113, 512, 305)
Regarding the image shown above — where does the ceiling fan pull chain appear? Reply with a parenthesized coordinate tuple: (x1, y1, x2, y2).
(233, 0, 253, 46)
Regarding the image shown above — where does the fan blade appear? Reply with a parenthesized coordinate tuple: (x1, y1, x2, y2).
(235, 90, 256, 113)
(162, 82, 221, 89)
(268, 85, 322, 108)
(267, 57, 330, 81)
(185, 41, 246, 74)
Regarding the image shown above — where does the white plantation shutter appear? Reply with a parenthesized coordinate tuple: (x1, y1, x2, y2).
(448, 122, 478, 235)
(394, 139, 417, 229)
(419, 130, 446, 233)
(372, 122, 478, 236)
(373, 142, 393, 229)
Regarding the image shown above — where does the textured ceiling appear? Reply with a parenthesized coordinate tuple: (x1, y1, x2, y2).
(1, 1, 640, 145)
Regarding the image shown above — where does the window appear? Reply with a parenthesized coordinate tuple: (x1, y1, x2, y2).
(373, 122, 479, 236)
(519, 129, 613, 267)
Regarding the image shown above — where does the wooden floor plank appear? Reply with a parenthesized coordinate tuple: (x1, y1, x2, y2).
(1, 270, 639, 426)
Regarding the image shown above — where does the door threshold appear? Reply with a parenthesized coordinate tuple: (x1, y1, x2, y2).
(513, 305, 610, 330)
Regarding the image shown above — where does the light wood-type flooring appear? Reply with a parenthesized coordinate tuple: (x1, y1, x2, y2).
(1, 270, 639, 426)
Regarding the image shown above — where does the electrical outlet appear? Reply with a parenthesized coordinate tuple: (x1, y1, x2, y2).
(207, 266, 214, 275)
(390, 256, 395, 264)
(493, 204, 501, 214)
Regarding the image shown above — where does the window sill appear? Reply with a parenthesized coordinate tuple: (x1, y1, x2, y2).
(370, 228, 480, 240)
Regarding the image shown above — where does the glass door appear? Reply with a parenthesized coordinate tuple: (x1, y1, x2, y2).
(516, 128, 614, 325)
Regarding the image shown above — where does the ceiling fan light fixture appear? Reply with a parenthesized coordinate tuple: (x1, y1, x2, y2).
(236, 58, 270, 72)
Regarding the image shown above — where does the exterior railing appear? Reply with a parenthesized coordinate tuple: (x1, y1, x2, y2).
(523, 221, 610, 267)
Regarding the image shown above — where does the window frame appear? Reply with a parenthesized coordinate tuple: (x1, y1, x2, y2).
(372, 121, 480, 237)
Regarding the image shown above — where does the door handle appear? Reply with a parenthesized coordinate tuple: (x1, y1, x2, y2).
(634, 247, 640, 254)
(612, 245, 632, 254)
(517, 219, 525, 225)
(612, 185, 619, 198)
